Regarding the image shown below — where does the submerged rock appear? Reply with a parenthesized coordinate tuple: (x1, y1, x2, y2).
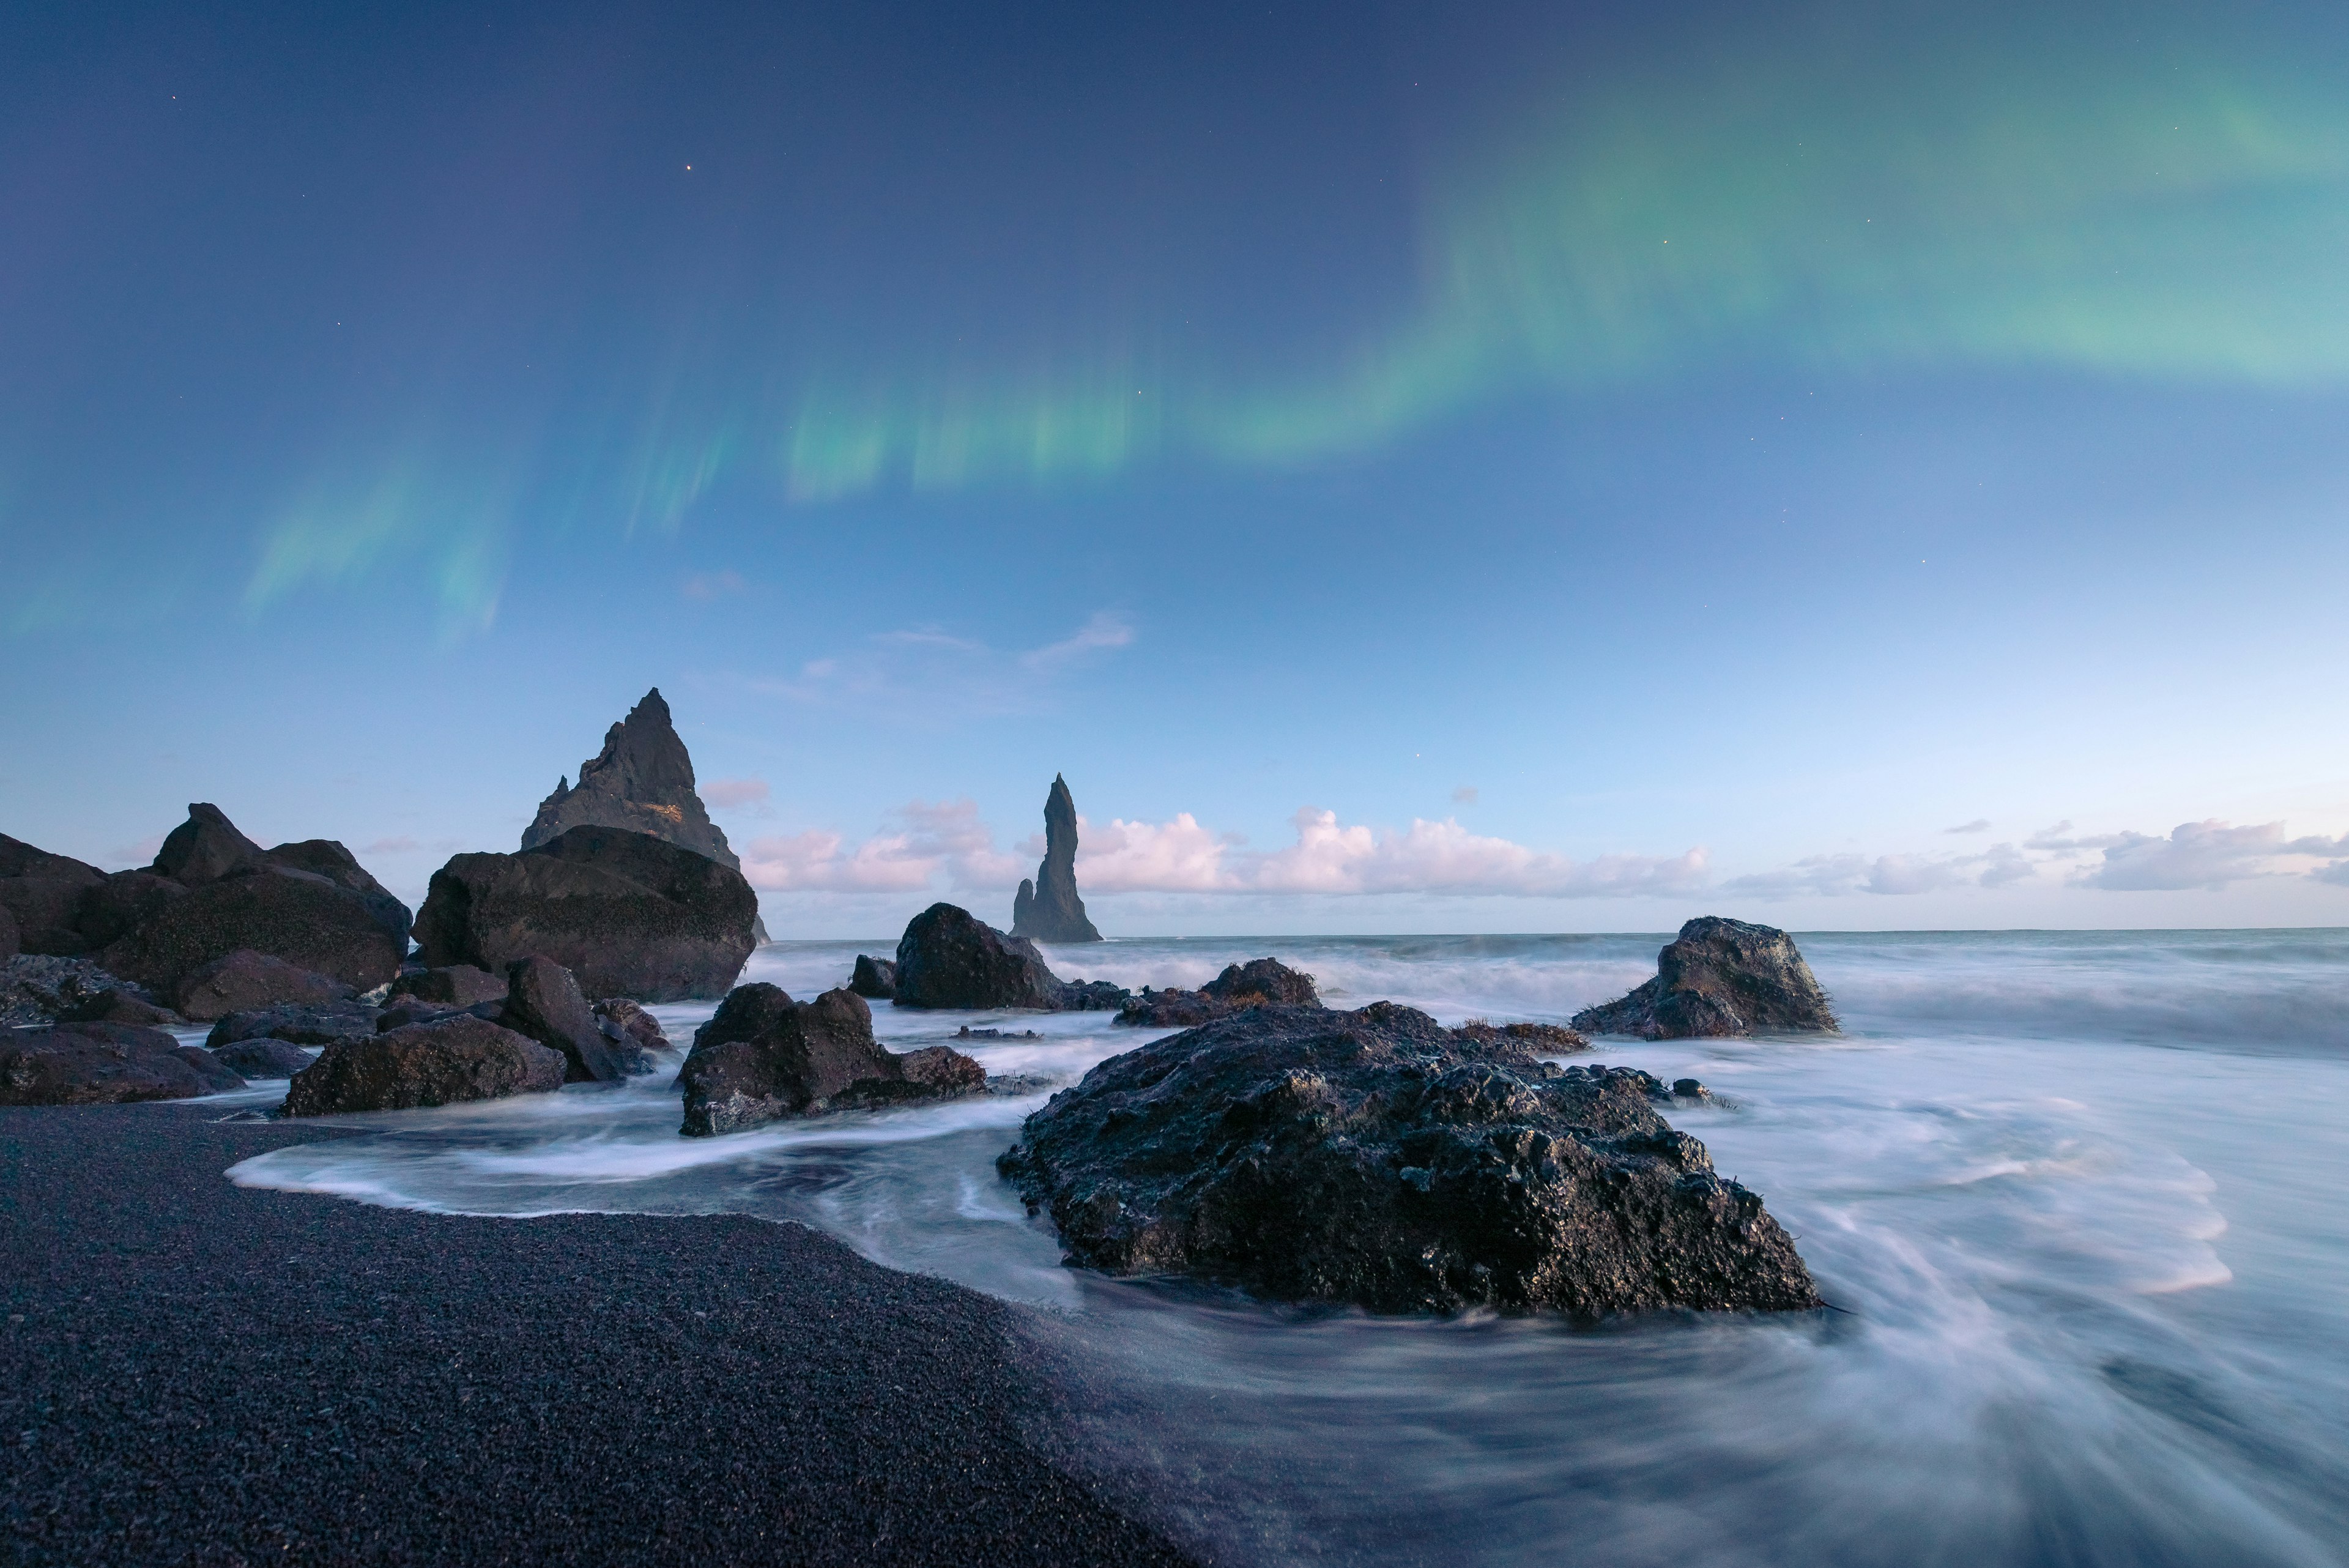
(678, 984, 984, 1135)
(848, 954, 897, 1000)
(522, 688, 744, 872)
(0, 1022, 243, 1105)
(1116, 957, 1321, 1027)
(892, 903, 1129, 1013)
(495, 956, 631, 1083)
(167, 950, 354, 1022)
(283, 1014, 566, 1116)
(1571, 917, 1838, 1039)
(1009, 775, 1102, 943)
(413, 825, 758, 1001)
(997, 1001, 1822, 1317)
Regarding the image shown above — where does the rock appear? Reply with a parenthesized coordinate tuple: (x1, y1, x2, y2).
(70, 871, 187, 951)
(0, 954, 148, 1028)
(413, 826, 757, 1001)
(58, 989, 183, 1028)
(592, 997, 669, 1058)
(0, 832, 106, 956)
(0, 901, 17, 960)
(678, 984, 984, 1135)
(204, 1001, 382, 1049)
(1056, 979, 1130, 1011)
(282, 1014, 566, 1116)
(0, 1022, 240, 1105)
(265, 839, 415, 949)
(956, 1025, 1041, 1040)
(1571, 918, 1838, 1039)
(996, 1001, 1822, 1318)
(894, 903, 1112, 1012)
(374, 1000, 462, 1030)
(848, 954, 897, 1000)
(522, 688, 744, 870)
(387, 964, 508, 1008)
(173, 1046, 249, 1093)
(1453, 1019, 1590, 1055)
(152, 803, 269, 886)
(496, 956, 629, 1083)
(168, 950, 354, 1022)
(1672, 1078, 1712, 1101)
(1009, 775, 1102, 943)
(1116, 957, 1320, 1027)
(212, 1038, 320, 1078)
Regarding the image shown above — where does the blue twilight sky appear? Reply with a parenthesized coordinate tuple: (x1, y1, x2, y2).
(4, 0, 2348, 937)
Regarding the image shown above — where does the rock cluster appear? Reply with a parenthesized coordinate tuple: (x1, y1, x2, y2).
(0, 956, 155, 1030)
(495, 955, 653, 1082)
(1572, 917, 1838, 1039)
(893, 904, 1129, 1013)
(997, 1001, 1822, 1317)
(1009, 775, 1102, 943)
(678, 984, 984, 1135)
(414, 825, 757, 1001)
(0, 1022, 246, 1105)
(1116, 957, 1321, 1027)
(0, 809, 410, 1017)
(283, 1014, 566, 1117)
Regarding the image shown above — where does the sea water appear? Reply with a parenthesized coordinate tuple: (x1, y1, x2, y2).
(225, 931, 2349, 1566)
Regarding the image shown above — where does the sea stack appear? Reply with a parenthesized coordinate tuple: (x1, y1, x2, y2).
(524, 689, 741, 869)
(1009, 774, 1101, 943)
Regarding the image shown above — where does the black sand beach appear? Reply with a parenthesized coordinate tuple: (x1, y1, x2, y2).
(0, 1101, 1198, 1566)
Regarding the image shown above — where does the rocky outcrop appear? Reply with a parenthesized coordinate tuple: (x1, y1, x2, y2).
(678, 984, 984, 1135)
(0, 833, 106, 956)
(524, 689, 743, 871)
(168, 950, 354, 1022)
(152, 803, 267, 885)
(205, 1000, 382, 1050)
(263, 839, 414, 949)
(70, 871, 187, 951)
(848, 954, 897, 1000)
(282, 1015, 566, 1116)
(413, 825, 758, 1001)
(495, 956, 634, 1082)
(0, 955, 149, 1028)
(0, 1022, 246, 1105)
(1571, 918, 1838, 1039)
(893, 903, 1128, 1013)
(1116, 957, 1321, 1027)
(1009, 775, 1102, 943)
(388, 964, 508, 1008)
(997, 1001, 1822, 1318)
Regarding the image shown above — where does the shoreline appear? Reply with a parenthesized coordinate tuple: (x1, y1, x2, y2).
(0, 1101, 1200, 1566)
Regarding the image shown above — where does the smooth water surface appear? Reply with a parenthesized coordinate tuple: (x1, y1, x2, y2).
(226, 931, 2349, 1566)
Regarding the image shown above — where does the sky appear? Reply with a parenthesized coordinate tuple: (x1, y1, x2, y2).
(4, 0, 2347, 937)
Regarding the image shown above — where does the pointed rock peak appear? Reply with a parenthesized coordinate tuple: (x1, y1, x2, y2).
(521, 690, 740, 870)
(1011, 775, 1102, 943)
(152, 802, 266, 888)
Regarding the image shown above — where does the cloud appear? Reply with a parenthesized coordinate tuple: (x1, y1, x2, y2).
(1733, 817, 2349, 897)
(681, 569, 747, 600)
(1453, 786, 1479, 805)
(2072, 819, 2301, 891)
(1725, 843, 2039, 898)
(1943, 819, 1990, 834)
(741, 799, 1023, 893)
(756, 612, 1135, 719)
(702, 776, 771, 811)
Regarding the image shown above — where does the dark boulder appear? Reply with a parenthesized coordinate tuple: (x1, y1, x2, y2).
(496, 956, 629, 1083)
(212, 1038, 321, 1078)
(265, 839, 414, 949)
(1056, 979, 1131, 1011)
(0, 1022, 242, 1105)
(524, 688, 744, 871)
(996, 1001, 1822, 1318)
(0, 955, 146, 1028)
(0, 832, 106, 956)
(102, 867, 406, 1001)
(413, 825, 757, 1001)
(58, 989, 182, 1028)
(282, 1014, 566, 1116)
(1117, 957, 1320, 1027)
(593, 997, 669, 1063)
(1454, 1019, 1590, 1054)
(166, 950, 354, 1022)
(70, 871, 187, 951)
(1571, 918, 1838, 1039)
(388, 964, 508, 1008)
(151, 803, 269, 886)
(374, 1000, 464, 1031)
(0, 901, 17, 960)
(1009, 775, 1102, 943)
(679, 984, 984, 1135)
(172, 1045, 248, 1094)
(848, 954, 897, 999)
(205, 1001, 382, 1049)
(894, 903, 1127, 1012)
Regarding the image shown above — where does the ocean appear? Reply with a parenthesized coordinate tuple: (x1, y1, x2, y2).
(224, 929, 2349, 1566)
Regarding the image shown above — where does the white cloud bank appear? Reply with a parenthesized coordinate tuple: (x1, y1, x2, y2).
(1729, 819, 2349, 899)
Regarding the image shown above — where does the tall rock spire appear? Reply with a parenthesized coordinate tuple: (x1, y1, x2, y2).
(522, 689, 740, 870)
(1010, 773, 1102, 943)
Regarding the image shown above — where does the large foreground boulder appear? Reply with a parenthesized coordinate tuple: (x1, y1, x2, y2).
(892, 904, 1129, 1012)
(997, 1001, 1821, 1318)
(1009, 775, 1102, 943)
(1572, 917, 1838, 1039)
(679, 984, 984, 1135)
(1117, 957, 1321, 1027)
(496, 956, 638, 1082)
(282, 1014, 566, 1116)
(0, 1022, 245, 1105)
(414, 826, 757, 1001)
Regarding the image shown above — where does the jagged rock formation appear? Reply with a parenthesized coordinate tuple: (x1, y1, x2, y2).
(998, 1001, 1822, 1317)
(1572, 917, 1838, 1039)
(414, 825, 759, 1001)
(1116, 957, 1322, 1027)
(524, 689, 740, 868)
(678, 984, 984, 1135)
(1010, 775, 1101, 944)
(892, 904, 1128, 1012)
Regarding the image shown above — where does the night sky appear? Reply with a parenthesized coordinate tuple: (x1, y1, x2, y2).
(6, 0, 2347, 934)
